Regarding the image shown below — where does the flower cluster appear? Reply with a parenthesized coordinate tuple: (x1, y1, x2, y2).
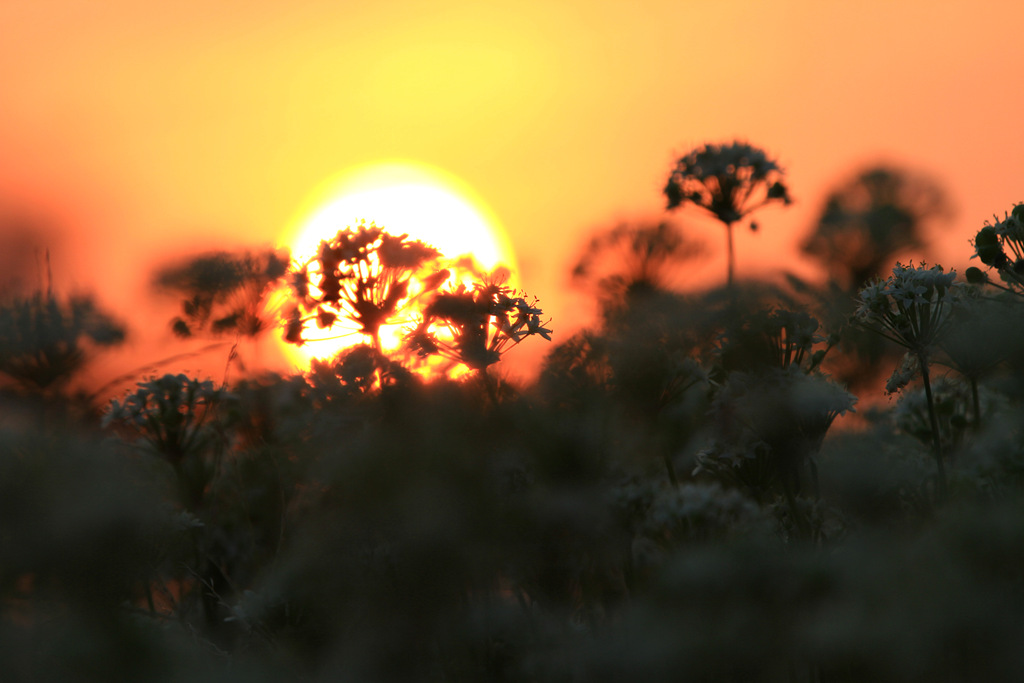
(855, 261, 961, 353)
(406, 281, 551, 373)
(104, 373, 227, 463)
(856, 262, 962, 496)
(885, 352, 921, 394)
(717, 309, 832, 374)
(155, 249, 288, 339)
(285, 223, 444, 350)
(643, 482, 766, 545)
(0, 293, 125, 391)
(664, 141, 791, 225)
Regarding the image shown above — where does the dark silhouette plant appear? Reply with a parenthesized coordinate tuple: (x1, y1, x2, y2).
(664, 141, 791, 287)
(285, 222, 445, 352)
(0, 292, 125, 396)
(572, 219, 704, 313)
(20, 149, 1024, 683)
(696, 308, 853, 540)
(802, 166, 951, 291)
(155, 248, 288, 340)
(104, 373, 229, 509)
(406, 278, 551, 396)
(936, 292, 1020, 430)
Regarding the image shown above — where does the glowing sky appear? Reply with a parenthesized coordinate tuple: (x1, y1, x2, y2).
(2, 0, 1023, 380)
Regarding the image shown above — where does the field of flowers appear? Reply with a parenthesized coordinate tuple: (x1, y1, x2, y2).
(3, 143, 1024, 682)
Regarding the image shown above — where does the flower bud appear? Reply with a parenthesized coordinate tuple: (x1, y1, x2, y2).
(965, 267, 988, 284)
(974, 226, 1005, 266)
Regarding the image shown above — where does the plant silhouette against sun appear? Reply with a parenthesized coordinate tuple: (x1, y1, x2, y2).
(406, 279, 551, 389)
(664, 141, 791, 288)
(285, 222, 446, 352)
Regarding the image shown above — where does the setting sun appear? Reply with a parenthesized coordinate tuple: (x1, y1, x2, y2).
(280, 160, 518, 367)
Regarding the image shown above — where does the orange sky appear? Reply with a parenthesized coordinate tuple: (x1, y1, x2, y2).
(2, 0, 1024, 384)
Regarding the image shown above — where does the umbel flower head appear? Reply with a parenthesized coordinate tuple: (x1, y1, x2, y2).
(0, 293, 125, 392)
(855, 262, 960, 352)
(104, 373, 227, 464)
(664, 141, 791, 287)
(406, 280, 551, 374)
(285, 223, 444, 350)
(664, 141, 791, 226)
(154, 248, 289, 339)
(855, 261, 962, 397)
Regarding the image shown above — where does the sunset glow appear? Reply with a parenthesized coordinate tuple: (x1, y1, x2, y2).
(281, 161, 517, 367)
(9, 5, 1024, 675)
(3, 1, 1024, 380)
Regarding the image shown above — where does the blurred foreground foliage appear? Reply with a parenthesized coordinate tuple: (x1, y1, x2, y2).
(7, 160, 1024, 682)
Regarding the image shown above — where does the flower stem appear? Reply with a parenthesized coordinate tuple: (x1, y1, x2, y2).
(919, 356, 947, 500)
(663, 453, 679, 488)
(725, 221, 735, 288)
(970, 376, 981, 432)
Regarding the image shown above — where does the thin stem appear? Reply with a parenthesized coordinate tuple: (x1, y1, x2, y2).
(663, 453, 679, 488)
(725, 221, 735, 288)
(970, 376, 981, 432)
(919, 356, 947, 500)
(479, 367, 498, 405)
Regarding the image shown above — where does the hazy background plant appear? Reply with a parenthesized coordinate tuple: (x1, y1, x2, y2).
(571, 219, 705, 313)
(802, 166, 951, 291)
(155, 248, 289, 340)
(0, 291, 125, 416)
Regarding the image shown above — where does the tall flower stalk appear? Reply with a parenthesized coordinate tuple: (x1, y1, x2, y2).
(855, 262, 962, 498)
(664, 141, 791, 288)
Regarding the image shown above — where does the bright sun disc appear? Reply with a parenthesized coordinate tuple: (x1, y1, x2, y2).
(280, 160, 517, 368)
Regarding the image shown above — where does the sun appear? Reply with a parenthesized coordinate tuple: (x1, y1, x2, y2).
(279, 160, 518, 368)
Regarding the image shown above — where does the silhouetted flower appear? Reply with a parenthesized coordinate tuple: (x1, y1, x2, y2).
(286, 223, 443, 351)
(407, 281, 551, 375)
(104, 373, 226, 463)
(155, 248, 289, 339)
(664, 141, 790, 286)
(0, 293, 125, 393)
(716, 308, 833, 375)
